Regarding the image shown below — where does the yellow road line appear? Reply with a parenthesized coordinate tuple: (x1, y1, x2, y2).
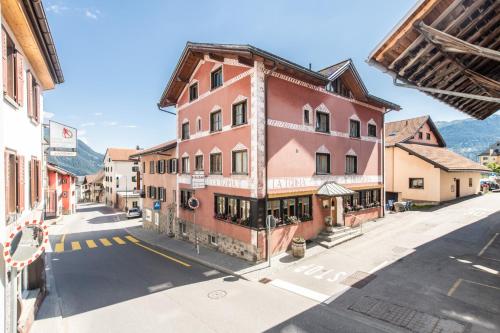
(447, 278, 463, 297)
(113, 237, 126, 245)
(54, 243, 64, 253)
(86, 240, 97, 249)
(125, 235, 139, 243)
(71, 241, 81, 251)
(100, 238, 112, 246)
(478, 233, 499, 256)
(131, 241, 191, 267)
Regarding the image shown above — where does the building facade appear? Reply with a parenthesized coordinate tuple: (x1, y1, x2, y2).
(103, 148, 140, 210)
(46, 163, 76, 217)
(159, 43, 398, 261)
(478, 141, 500, 166)
(385, 116, 489, 204)
(130, 140, 177, 233)
(82, 170, 104, 203)
(0, 0, 64, 331)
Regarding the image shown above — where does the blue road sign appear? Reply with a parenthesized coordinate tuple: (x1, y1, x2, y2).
(153, 201, 161, 210)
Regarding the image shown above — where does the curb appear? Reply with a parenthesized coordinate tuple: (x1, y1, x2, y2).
(124, 227, 249, 281)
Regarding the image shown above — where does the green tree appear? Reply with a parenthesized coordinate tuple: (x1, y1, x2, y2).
(486, 162, 500, 173)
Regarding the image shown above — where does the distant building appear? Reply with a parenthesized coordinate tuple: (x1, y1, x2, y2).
(75, 176, 85, 202)
(83, 170, 104, 203)
(385, 116, 489, 204)
(130, 140, 177, 234)
(478, 141, 500, 166)
(46, 163, 77, 217)
(103, 148, 140, 210)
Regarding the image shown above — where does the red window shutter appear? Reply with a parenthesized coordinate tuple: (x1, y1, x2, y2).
(15, 51, 23, 106)
(26, 71, 33, 118)
(35, 84, 40, 123)
(30, 158, 35, 208)
(17, 155, 25, 213)
(2, 30, 7, 93)
(4, 151, 10, 216)
(37, 160, 42, 203)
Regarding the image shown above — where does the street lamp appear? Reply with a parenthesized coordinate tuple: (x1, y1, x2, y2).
(116, 174, 128, 211)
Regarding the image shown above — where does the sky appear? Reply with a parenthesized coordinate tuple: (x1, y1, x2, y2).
(42, 0, 480, 154)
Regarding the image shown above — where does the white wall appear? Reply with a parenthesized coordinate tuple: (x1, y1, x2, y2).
(103, 156, 138, 205)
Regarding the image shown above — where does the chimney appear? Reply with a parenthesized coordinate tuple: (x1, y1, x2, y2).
(309, 63, 312, 70)
(136, 145, 140, 150)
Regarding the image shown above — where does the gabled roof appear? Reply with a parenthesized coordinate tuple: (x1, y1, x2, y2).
(129, 140, 177, 158)
(47, 163, 76, 177)
(159, 42, 400, 111)
(317, 181, 355, 197)
(385, 115, 446, 147)
(397, 143, 489, 173)
(104, 148, 140, 162)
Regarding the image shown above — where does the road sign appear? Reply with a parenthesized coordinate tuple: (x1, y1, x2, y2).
(3, 219, 48, 269)
(192, 171, 205, 189)
(188, 197, 200, 210)
(49, 121, 77, 157)
(153, 201, 161, 210)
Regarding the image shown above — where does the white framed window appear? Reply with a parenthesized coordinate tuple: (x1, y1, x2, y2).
(209, 235, 217, 246)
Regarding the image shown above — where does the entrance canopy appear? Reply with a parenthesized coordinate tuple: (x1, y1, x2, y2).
(368, 0, 499, 120)
(317, 182, 355, 197)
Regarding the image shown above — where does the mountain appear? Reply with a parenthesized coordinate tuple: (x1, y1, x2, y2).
(48, 139, 104, 176)
(435, 114, 500, 162)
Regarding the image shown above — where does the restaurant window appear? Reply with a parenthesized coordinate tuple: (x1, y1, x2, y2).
(304, 109, 311, 125)
(211, 67, 223, 90)
(180, 190, 193, 209)
(181, 157, 190, 174)
(469, 178, 472, 187)
(210, 110, 222, 132)
(149, 161, 155, 174)
(210, 153, 222, 174)
(315, 112, 329, 133)
(316, 153, 330, 174)
(368, 124, 377, 137)
(346, 155, 357, 174)
(189, 82, 198, 101)
(409, 178, 424, 189)
(195, 155, 203, 171)
(344, 189, 380, 212)
(232, 101, 247, 126)
(181, 122, 190, 140)
(349, 120, 360, 138)
(214, 194, 250, 224)
(266, 195, 312, 225)
(232, 150, 248, 174)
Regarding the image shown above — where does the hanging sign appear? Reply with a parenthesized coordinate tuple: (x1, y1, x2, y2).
(3, 219, 48, 269)
(49, 121, 77, 157)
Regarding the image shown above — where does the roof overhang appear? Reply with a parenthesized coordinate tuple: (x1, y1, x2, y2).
(368, 0, 499, 120)
(317, 181, 356, 197)
(2, 0, 64, 88)
(130, 141, 177, 158)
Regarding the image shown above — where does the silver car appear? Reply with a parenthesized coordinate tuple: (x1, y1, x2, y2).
(126, 208, 142, 219)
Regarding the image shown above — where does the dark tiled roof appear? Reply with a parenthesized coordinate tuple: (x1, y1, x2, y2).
(318, 59, 351, 78)
(385, 116, 430, 146)
(130, 140, 177, 158)
(105, 148, 140, 162)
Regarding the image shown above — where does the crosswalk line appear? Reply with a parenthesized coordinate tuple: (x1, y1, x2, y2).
(71, 241, 81, 251)
(113, 237, 126, 245)
(125, 235, 139, 243)
(54, 243, 64, 253)
(100, 238, 112, 246)
(86, 240, 97, 249)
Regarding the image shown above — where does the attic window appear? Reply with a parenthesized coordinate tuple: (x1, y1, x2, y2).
(328, 79, 353, 98)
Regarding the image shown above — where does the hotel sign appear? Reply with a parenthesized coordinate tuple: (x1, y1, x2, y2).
(49, 121, 77, 157)
(192, 171, 206, 189)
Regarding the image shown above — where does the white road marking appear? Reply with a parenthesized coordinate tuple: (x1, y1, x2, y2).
(472, 264, 499, 275)
(270, 279, 330, 303)
(478, 233, 498, 256)
(327, 272, 347, 282)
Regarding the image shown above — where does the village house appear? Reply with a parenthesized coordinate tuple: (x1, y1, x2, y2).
(159, 43, 399, 261)
(46, 163, 77, 217)
(103, 148, 140, 210)
(478, 141, 500, 166)
(82, 170, 104, 203)
(0, 0, 64, 331)
(385, 116, 489, 204)
(130, 140, 177, 233)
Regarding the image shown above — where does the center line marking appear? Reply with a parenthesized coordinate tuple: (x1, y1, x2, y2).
(131, 241, 191, 267)
(447, 278, 463, 297)
(478, 233, 499, 256)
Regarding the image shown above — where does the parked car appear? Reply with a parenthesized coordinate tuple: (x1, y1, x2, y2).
(480, 179, 499, 190)
(126, 208, 142, 219)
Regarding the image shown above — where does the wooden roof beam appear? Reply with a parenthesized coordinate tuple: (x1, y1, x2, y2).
(417, 20, 500, 62)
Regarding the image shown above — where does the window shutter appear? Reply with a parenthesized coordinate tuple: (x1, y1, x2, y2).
(34, 84, 41, 123)
(15, 52, 23, 106)
(4, 151, 10, 216)
(37, 159, 42, 204)
(17, 155, 25, 213)
(2, 30, 7, 93)
(30, 158, 35, 208)
(27, 71, 33, 118)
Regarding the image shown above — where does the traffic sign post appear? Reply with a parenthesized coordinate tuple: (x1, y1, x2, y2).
(153, 201, 161, 210)
(188, 197, 200, 255)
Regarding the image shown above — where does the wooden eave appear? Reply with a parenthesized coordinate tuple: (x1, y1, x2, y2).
(368, 0, 499, 120)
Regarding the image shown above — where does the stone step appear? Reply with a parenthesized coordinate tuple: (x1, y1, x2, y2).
(317, 230, 363, 249)
(319, 227, 361, 240)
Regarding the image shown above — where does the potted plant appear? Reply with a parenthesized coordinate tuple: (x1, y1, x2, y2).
(286, 216, 300, 224)
(292, 236, 306, 258)
(324, 216, 334, 233)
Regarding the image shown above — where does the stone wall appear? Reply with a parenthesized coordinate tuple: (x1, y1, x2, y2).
(142, 207, 175, 235)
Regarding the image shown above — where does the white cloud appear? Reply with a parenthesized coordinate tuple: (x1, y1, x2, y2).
(44, 112, 55, 119)
(46, 4, 68, 14)
(122, 125, 137, 128)
(78, 129, 87, 136)
(81, 122, 95, 127)
(94, 112, 103, 116)
(104, 121, 118, 126)
(85, 9, 100, 20)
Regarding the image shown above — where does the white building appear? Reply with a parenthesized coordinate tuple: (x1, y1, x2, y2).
(0, 0, 64, 331)
(103, 148, 140, 210)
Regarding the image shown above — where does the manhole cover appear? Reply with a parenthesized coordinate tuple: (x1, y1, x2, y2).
(341, 271, 377, 289)
(259, 278, 272, 284)
(208, 290, 227, 299)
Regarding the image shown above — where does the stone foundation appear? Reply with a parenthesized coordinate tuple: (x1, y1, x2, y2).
(142, 207, 176, 235)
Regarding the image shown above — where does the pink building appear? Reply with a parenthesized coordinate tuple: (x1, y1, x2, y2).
(46, 163, 77, 217)
(159, 43, 399, 261)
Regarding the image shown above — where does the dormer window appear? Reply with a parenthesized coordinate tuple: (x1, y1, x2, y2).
(189, 82, 198, 101)
(330, 78, 353, 98)
(211, 67, 223, 90)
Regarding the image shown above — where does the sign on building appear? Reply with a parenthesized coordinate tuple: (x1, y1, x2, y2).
(153, 201, 161, 210)
(192, 171, 206, 189)
(49, 121, 77, 157)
